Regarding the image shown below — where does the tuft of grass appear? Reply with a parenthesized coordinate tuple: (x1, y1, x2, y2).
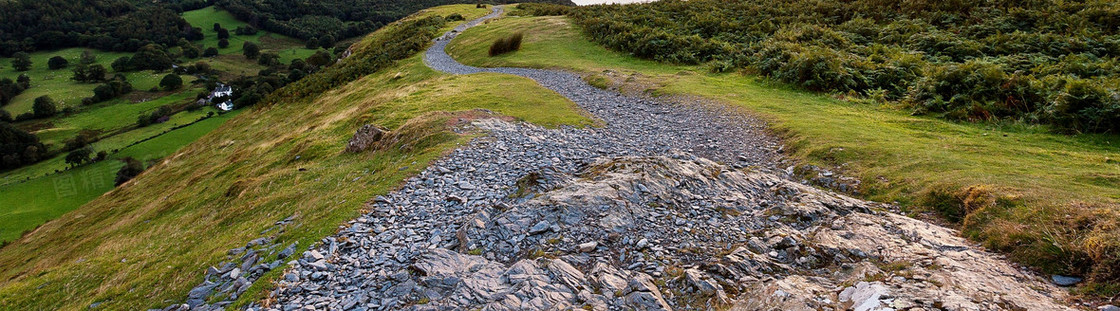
(0, 5, 589, 310)
(447, 14, 1120, 294)
(488, 32, 524, 57)
(583, 74, 611, 89)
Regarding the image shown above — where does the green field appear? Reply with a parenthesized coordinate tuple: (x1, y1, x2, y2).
(181, 6, 318, 74)
(0, 5, 315, 244)
(1, 48, 127, 112)
(448, 14, 1120, 292)
(1, 90, 214, 187)
(0, 111, 237, 242)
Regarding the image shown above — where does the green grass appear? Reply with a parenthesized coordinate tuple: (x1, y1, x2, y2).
(0, 5, 588, 310)
(0, 111, 236, 243)
(448, 14, 1120, 290)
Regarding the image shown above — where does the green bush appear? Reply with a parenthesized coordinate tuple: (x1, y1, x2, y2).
(909, 61, 1012, 120)
(751, 41, 866, 92)
(32, 96, 57, 118)
(1047, 78, 1120, 133)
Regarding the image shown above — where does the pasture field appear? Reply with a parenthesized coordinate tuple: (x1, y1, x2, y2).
(0, 110, 238, 243)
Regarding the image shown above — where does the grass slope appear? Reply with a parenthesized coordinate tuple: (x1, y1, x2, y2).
(448, 14, 1120, 293)
(0, 5, 587, 310)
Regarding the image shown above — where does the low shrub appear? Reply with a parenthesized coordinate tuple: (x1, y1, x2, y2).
(488, 32, 524, 57)
(1047, 78, 1120, 133)
(908, 60, 1014, 120)
(751, 41, 867, 92)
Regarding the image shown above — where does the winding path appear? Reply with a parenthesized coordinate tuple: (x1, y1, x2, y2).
(423, 6, 780, 167)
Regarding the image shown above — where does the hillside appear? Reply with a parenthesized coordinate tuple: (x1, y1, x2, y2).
(0, 5, 589, 310)
(568, 0, 1120, 134)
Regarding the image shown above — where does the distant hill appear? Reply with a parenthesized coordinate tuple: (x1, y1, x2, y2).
(217, 0, 575, 47)
(0, 0, 574, 56)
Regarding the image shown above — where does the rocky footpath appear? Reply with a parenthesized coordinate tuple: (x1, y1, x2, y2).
(264, 125, 1072, 310)
(171, 6, 1076, 311)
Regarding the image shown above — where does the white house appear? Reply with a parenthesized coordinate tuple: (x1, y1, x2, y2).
(211, 84, 233, 98)
(207, 84, 235, 111)
(216, 101, 234, 111)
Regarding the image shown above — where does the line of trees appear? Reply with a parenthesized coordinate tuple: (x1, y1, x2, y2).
(0, 1, 204, 57)
(0, 121, 48, 171)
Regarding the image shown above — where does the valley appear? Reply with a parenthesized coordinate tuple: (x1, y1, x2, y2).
(0, 4, 317, 243)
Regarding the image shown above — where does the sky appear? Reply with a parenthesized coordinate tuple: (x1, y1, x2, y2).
(571, 0, 657, 5)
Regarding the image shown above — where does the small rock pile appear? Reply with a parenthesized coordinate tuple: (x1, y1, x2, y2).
(158, 216, 300, 311)
(346, 125, 388, 153)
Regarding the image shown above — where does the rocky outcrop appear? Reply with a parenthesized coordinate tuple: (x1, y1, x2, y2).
(346, 124, 388, 153)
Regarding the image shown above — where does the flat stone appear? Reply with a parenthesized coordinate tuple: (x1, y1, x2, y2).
(839, 282, 889, 311)
(578, 241, 598, 253)
(1051, 275, 1083, 286)
(528, 221, 550, 234)
(636, 238, 649, 249)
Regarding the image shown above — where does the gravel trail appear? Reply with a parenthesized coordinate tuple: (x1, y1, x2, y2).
(422, 6, 781, 166)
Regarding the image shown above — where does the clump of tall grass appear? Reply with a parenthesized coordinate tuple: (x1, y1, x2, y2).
(488, 32, 523, 57)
